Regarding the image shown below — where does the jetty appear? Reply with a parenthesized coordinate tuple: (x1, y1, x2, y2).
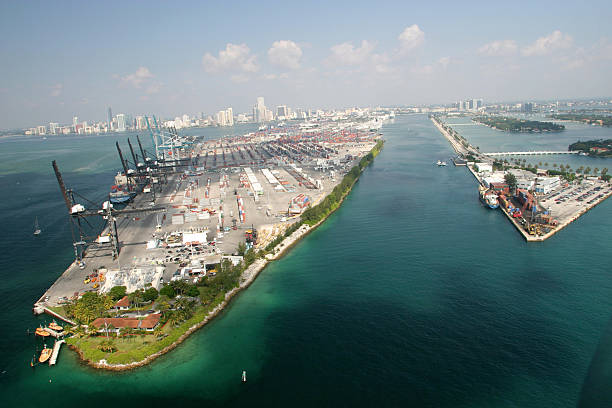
(49, 339, 65, 366)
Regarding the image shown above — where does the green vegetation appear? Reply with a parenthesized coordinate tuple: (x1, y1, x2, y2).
(64, 292, 113, 324)
(568, 139, 612, 157)
(474, 116, 564, 132)
(504, 173, 517, 192)
(65, 140, 385, 367)
(552, 113, 612, 127)
(109, 286, 127, 301)
(301, 140, 384, 226)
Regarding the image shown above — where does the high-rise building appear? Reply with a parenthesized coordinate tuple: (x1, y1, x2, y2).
(254, 97, 266, 122)
(226, 107, 234, 126)
(49, 122, 59, 134)
(117, 114, 126, 132)
(107, 107, 113, 130)
(216, 110, 227, 126)
(276, 105, 288, 118)
(522, 102, 534, 114)
(72, 116, 79, 132)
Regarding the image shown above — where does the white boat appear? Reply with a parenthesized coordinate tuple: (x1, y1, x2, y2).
(33, 217, 41, 236)
(436, 160, 447, 167)
(241, 370, 247, 383)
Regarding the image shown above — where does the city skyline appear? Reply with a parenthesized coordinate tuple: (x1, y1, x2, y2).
(1, 0, 612, 128)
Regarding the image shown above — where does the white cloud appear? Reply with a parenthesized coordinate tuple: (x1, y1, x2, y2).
(398, 24, 425, 53)
(522, 30, 573, 56)
(202, 43, 258, 74)
(263, 74, 277, 80)
(121, 67, 154, 88)
(268, 40, 302, 69)
(478, 40, 518, 56)
(50, 83, 63, 97)
(146, 82, 162, 94)
(230, 74, 249, 83)
(328, 40, 376, 66)
(438, 56, 451, 69)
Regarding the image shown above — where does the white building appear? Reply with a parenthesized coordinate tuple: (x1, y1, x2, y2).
(117, 114, 126, 132)
(475, 162, 493, 173)
(226, 107, 234, 126)
(216, 110, 227, 126)
(534, 176, 561, 194)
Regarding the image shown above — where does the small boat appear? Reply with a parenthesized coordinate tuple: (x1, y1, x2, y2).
(48, 321, 63, 332)
(39, 345, 52, 363)
(241, 370, 247, 383)
(436, 160, 447, 167)
(35, 327, 51, 337)
(33, 217, 41, 236)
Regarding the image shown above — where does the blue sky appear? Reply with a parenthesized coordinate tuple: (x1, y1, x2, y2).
(1, 0, 611, 128)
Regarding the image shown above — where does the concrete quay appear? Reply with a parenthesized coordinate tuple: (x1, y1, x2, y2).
(433, 115, 612, 242)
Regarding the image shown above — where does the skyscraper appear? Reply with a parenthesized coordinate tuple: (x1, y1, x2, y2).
(216, 110, 227, 126)
(226, 107, 233, 126)
(107, 107, 113, 130)
(276, 105, 288, 118)
(117, 114, 126, 132)
(255, 97, 266, 123)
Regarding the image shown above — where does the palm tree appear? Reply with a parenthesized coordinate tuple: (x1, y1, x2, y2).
(539, 161, 542, 166)
(602, 168, 609, 176)
(553, 163, 557, 168)
(594, 168, 599, 175)
(585, 167, 591, 175)
(153, 327, 164, 339)
(544, 162, 548, 166)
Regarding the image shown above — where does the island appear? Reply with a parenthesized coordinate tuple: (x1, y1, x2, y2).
(33, 115, 386, 370)
(569, 139, 612, 157)
(473, 115, 565, 132)
(551, 113, 612, 127)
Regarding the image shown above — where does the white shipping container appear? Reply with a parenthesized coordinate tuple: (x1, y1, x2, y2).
(171, 214, 184, 225)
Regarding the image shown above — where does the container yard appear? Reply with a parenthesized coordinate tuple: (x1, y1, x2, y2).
(35, 117, 383, 311)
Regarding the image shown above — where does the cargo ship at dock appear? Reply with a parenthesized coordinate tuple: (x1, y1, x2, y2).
(479, 186, 499, 209)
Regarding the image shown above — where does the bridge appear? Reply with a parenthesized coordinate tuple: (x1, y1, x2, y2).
(485, 151, 580, 157)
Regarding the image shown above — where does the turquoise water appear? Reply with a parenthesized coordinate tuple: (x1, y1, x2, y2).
(1, 116, 612, 406)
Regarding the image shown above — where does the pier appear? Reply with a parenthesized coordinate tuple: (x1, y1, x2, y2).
(485, 151, 580, 157)
(49, 339, 65, 366)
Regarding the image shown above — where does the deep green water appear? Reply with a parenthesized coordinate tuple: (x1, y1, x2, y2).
(1, 116, 612, 407)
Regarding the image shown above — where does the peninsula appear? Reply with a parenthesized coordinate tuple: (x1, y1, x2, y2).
(474, 115, 565, 132)
(432, 115, 611, 242)
(33, 113, 387, 370)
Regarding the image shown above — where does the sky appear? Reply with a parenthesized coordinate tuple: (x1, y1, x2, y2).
(1, 0, 612, 129)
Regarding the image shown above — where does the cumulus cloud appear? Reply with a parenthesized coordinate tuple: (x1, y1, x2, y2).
(478, 40, 518, 56)
(328, 40, 376, 66)
(438, 56, 451, 69)
(268, 40, 302, 69)
(398, 24, 425, 53)
(202, 43, 258, 73)
(121, 67, 154, 88)
(50, 83, 63, 97)
(522, 30, 573, 56)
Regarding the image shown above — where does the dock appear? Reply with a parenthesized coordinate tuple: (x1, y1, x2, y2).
(433, 115, 612, 242)
(49, 339, 65, 366)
